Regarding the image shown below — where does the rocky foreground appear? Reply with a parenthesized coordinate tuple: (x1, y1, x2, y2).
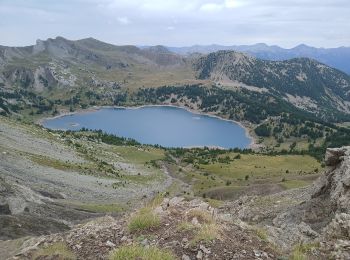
(0, 147, 349, 259)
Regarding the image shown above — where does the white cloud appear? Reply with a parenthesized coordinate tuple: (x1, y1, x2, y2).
(117, 17, 130, 25)
(199, 3, 223, 12)
(225, 0, 242, 8)
(0, 0, 349, 47)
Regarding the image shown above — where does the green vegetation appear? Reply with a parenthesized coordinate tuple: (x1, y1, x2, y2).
(32, 242, 76, 260)
(289, 242, 320, 260)
(254, 227, 268, 242)
(127, 208, 160, 233)
(190, 223, 221, 246)
(29, 154, 82, 172)
(177, 221, 196, 232)
(280, 179, 309, 189)
(109, 245, 175, 260)
(127, 196, 164, 233)
(166, 147, 321, 199)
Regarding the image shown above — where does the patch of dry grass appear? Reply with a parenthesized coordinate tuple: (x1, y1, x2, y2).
(32, 242, 76, 260)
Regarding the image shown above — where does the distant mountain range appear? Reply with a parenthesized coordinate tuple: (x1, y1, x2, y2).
(167, 43, 350, 75)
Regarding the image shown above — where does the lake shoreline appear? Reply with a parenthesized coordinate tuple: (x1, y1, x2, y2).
(37, 104, 259, 150)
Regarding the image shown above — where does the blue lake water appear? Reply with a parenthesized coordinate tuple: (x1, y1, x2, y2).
(42, 106, 251, 149)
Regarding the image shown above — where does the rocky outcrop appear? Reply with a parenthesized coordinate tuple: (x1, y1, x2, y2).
(270, 147, 350, 250)
(224, 146, 350, 257)
(313, 146, 350, 213)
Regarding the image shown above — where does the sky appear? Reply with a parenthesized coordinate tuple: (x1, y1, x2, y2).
(0, 0, 349, 48)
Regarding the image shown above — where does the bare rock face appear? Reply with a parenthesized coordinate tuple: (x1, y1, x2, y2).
(324, 147, 348, 166)
(273, 146, 350, 250)
(313, 146, 350, 213)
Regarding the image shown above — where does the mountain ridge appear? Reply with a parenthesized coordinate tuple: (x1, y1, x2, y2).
(1, 36, 350, 121)
(168, 43, 350, 74)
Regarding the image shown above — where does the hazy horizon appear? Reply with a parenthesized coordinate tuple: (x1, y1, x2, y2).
(1, 0, 349, 48)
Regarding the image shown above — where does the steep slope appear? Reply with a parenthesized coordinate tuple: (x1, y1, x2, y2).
(0, 116, 175, 241)
(193, 51, 350, 116)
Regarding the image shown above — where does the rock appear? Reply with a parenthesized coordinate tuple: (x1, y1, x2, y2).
(199, 245, 211, 254)
(196, 250, 203, 259)
(154, 206, 166, 217)
(313, 147, 350, 213)
(141, 239, 149, 246)
(162, 198, 170, 209)
(164, 240, 180, 248)
(106, 240, 116, 247)
(181, 237, 189, 248)
(120, 236, 128, 242)
(253, 249, 261, 257)
(197, 202, 210, 211)
(169, 197, 184, 207)
(191, 217, 200, 226)
(325, 147, 347, 166)
(182, 254, 191, 260)
(323, 213, 350, 239)
(0, 203, 11, 215)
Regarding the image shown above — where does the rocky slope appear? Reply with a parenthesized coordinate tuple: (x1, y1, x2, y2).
(7, 197, 279, 260)
(224, 146, 350, 259)
(0, 116, 176, 243)
(2, 146, 350, 259)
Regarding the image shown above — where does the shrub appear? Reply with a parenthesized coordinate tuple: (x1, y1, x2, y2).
(109, 245, 175, 260)
(254, 227, 268, 241)
(190, 224, 220, 246)
(128, 207, 160, 233)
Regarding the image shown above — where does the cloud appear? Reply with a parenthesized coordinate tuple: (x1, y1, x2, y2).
(199, 0, 243, 12)
(0, 0, 349, 47)
(200, 3, 223, 12)
(117, 17, 130, 25)
(225, 0, 242, 8)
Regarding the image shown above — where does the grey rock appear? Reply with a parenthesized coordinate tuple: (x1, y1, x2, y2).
(325, 147, 347, 166)
(196, 250, 203, 259)
(141, 238, 149, 246)
(169, 197, 184, 207)
(106, 240, 116, 247)
(199, 245, 211, 254)
(182, 254, 191, 260)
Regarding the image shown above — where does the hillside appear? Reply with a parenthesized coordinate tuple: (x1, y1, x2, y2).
(193, 50, 350, 118)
